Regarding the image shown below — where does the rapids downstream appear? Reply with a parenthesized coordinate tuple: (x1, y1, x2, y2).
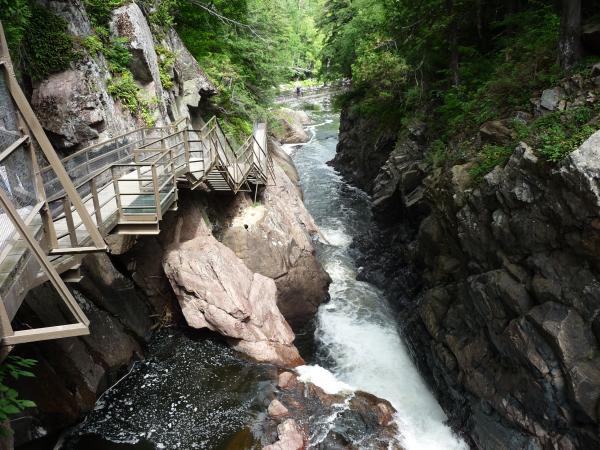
(287, 96, 467, 450)
(60, 96, 466, 450)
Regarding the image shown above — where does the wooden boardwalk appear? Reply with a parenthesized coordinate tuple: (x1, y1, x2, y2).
(0, 22, 273, 345)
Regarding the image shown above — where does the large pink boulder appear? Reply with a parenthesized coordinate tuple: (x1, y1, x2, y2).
(163, 226, 304, 367)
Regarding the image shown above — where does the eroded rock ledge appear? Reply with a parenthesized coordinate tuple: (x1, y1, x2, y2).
(261, 370, 402, 450)
(344, 113, 600, 448)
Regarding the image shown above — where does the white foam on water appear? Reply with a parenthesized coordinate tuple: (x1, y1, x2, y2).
(314, 217, 467, 450)
(320, 227, 352, 248)
(296, 365, 355, 395)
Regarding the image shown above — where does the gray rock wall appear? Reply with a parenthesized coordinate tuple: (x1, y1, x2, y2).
(338, 77, 600, 449)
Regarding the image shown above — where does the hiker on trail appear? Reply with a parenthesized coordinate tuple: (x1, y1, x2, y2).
(296, 86, 301, 97)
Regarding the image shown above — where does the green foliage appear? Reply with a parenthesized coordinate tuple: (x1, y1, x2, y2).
(528, 105, 600, 162)
(469, 144, 513, 181)
(0, 0, 32, 54)
(105, 37, 132, 73)
(0, 356, 37, 423)
(84, 0, 128, 27)
(176, 0, 325, 137)
(82, 34, 104, 55)
(108, 70, 157, 127)
(156, 45, 176, 90)
(148, 0, 179, 29)
(21, 4, 77, 81)
(425, 140, 450, 167)
(469, 104, 600, 178)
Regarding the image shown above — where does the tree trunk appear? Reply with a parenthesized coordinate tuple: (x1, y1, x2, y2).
(446, 0, 460, 86)
(558, 0, 582, 69)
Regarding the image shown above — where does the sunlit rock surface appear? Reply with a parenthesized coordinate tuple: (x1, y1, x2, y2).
(163, 218, 304, 367)
(222, 161, 331, 327)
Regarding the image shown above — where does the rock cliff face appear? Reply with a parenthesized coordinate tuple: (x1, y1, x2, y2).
(336, 79, 600, 448)
(222, 157, 331, 327)
(7, 1, 328, 446)
(31, 0, 215, 154)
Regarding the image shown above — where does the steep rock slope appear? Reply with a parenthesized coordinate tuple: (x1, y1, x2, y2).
(7, 2, 328, 447)
(222, 152, 331, 327)
(336, 78, 600, 449)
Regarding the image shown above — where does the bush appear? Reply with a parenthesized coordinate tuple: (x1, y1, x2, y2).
(20, 4, 77, 81)
(105, 37, 132, 73)
(84, 0, 128, 27)
(156, 45, 176, 90)
(529, 105, 600, 162)
(469, 144, 514, 181)
(108, 70, 157, 127)
(82, 34, 103, 55)
(0, 356, 36, 423)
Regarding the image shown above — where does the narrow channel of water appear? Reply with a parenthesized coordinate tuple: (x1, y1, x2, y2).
(59, 95, 466, 450)
(287, 95, 467, 450)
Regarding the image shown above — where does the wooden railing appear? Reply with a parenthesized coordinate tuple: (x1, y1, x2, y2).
(0, 18, 273, 346)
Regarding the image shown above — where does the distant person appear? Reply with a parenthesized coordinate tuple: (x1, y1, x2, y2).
(296, 86, 301, 98)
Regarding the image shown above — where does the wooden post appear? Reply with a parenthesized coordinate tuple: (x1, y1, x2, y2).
(90, 178, 102, 225)
(152, 165, 161, 220)
(62, 198, 78, 247)
(112, 167, 123, 221)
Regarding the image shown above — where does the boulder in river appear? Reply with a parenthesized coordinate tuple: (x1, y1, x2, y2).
(222, 161, 331, 327)
(163, 217, 304, 367)
(274, 108, 311, 144)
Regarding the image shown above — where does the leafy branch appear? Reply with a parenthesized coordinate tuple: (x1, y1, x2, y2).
(0, 356, 36, 422)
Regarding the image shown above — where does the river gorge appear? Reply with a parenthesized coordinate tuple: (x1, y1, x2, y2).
(49, 96, 466, 450)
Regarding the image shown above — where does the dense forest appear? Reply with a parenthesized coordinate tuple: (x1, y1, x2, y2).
(3, 0, 599, 170)
(319, 0, 600, 176)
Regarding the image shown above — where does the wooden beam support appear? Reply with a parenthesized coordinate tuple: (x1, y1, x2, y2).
(3, 323, 89, 345)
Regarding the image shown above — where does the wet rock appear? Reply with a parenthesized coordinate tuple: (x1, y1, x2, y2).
(262, 372, 402, 450)
(163, 219, 303, 367)
(330, 107, 397, 191)
(263, 419, 305, 450)
(221, 163, 330, 327)
(268, 399, 290, 420)
(278, 371, 299, 390)
(274, 108, 310, 144)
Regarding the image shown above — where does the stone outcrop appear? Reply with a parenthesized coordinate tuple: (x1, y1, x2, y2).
(330, 106, 397, 191)
(261, 370, 402, 450)
(163, 215, 304, 367)
(338, 73, 600, 449)
(221, 161, 330, 327)
(274, 108, 311, 144)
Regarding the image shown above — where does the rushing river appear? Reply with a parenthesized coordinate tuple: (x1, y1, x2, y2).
(286, 95, 467, 450)
(60, 95, 466, 450)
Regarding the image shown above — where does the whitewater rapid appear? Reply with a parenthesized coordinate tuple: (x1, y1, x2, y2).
(290, 98, 468, 450)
